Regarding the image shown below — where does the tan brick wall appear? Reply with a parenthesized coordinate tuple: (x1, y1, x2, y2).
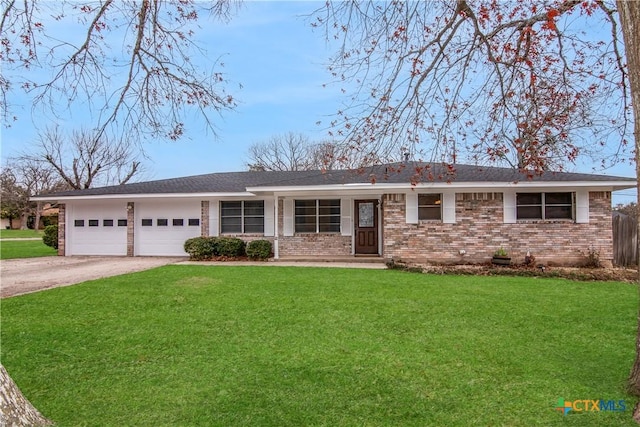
(201, 201, 210, 237)
(276, 199, 352, 257)
(383, 192, 613, 266)
(278, 234, 352, 256)
(127, 202, 135, 257)
(57, 203, 65, 256)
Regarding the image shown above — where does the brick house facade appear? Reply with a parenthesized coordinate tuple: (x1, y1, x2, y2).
(34, 163, 632, 266)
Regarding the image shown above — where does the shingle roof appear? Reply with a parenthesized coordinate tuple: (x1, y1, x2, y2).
(36, 162, 635, 198)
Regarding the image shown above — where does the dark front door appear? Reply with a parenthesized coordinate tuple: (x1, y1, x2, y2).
(355, 199, 378, 255)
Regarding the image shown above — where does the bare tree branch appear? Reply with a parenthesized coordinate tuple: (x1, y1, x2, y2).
(315, 0, 630, 174)
(23, 126, 143, 189)
(2, 1, 239, 143)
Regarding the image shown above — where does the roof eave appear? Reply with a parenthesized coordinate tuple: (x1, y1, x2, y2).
(31, 191, 255, 202)
(247, 180, 636, 194)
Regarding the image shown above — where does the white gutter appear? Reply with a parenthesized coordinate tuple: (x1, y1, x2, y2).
(32, 180, 635, 202)
(31, 192, 256, 202)
(246, 180, 636, 194)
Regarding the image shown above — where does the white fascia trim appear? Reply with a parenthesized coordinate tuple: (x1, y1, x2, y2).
(247, 180, 634, 194)
(31, 192, 255, 202)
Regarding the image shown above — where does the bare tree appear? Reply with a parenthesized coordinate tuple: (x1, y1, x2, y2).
(246, 132, 391, 171)
(617, 3, 640, 421)
(314, 1, 629, 174)
(246, 133, 315, 171)
(1, 1, 239, 143)
(22, 126, 143, 190)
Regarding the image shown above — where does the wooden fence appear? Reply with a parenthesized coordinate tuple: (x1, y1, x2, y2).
(613, 212, 637, 267)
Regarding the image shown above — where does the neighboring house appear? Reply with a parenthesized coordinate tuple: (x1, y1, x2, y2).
(32, 162, 635, 266)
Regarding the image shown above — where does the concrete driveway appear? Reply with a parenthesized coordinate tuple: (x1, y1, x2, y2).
(0, 256, 184, 298)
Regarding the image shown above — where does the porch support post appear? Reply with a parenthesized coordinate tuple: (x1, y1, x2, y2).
(57, 203, 66, 256)
(201, 200, 210, 236)
(126, 202, 135, 257)
(273, 195, 279, 259)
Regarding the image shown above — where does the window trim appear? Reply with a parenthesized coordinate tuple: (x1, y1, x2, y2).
(516, 192, 574, 221)
(418, 193, 442, 221)
(294, 199, 341, 233)
(220, 200, 265, 234)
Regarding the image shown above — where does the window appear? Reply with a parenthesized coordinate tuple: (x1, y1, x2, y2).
(418, 194, 442, 220)
(188, 218, 200, 226)
(157, 218, 168, 226)
(173, 218, 184, 226)
(295, 199, 340, 233)
(516, 192, 573, 220)
(103, 219, 114, 227)
(220, 201, 264, 233)
(88, 219, 99, 227)
(74, 219, 84, 227)
(117, 219, 128, 227)
(141, 219, 153, 226)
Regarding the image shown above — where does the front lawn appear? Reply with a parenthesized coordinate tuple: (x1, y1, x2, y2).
(0, 229, 43, 239)
(0, 239, 57, 259)
(1, 266, 637, 426)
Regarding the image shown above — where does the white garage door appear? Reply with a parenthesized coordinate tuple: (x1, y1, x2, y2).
(135, 201, 201, 256)
(67, 202, 128, 255)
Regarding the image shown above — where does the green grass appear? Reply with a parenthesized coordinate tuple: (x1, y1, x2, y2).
(0, 229, 43, 239)
(0, 239, 57, 259)
(1, 266, 637, 426)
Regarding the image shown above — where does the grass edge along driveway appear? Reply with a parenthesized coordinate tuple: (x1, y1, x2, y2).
(1, 265, 637, 426)
(0, 229, 55, 259)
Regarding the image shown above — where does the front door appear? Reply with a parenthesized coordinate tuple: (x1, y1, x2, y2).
(355, 199, 378, 255)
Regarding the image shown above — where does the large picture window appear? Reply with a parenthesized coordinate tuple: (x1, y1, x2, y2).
(418, 194, 442, 220)
(516, 192, 573, 220)
(220, 200, 264, 234)
(295, 199, 340, 233)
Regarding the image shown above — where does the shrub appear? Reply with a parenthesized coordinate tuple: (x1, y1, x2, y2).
(184, 237, 218, 260)
(41, 215, 58, 228)
(43, 225, 58, 249)
(584, 245, 602, 268)
(246, 240, 272, 260)
(216, 237, 246, 257)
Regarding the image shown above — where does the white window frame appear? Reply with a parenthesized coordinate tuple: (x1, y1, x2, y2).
(516, 192, 575, 221)
(418, 193, 442, 221)
(294, 199, 341, 233)
(220, 200, 265, 234)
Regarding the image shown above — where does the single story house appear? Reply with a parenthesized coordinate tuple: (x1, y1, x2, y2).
(32, 162, 635, 266)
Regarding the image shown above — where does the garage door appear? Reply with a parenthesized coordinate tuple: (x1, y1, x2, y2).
(67, 202, 128, 255)
(135, 201, 201, 256)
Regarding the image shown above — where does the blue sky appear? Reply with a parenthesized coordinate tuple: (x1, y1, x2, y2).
(1, 1, 636, 204)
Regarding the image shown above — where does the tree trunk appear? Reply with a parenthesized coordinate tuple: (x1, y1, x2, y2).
(0, 364, 52, 427)
(19, 211, 28, 230)
(618, 1, 640, 422)
(34, 202, 42, 231)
